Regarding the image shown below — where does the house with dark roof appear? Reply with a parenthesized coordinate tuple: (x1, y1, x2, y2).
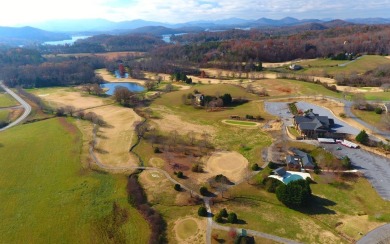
(273, 167, 287, 177)
(287, 148, 315, 170)
(294, 111, 334, 139)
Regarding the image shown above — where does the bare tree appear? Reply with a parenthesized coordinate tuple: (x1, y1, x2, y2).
(64, 105, 76, 117)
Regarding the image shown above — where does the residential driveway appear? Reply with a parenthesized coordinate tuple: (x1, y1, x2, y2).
(320, 142, 390, 200)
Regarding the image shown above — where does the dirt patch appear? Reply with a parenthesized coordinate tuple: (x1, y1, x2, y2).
(202, 151, 249, 183)
(57, 117, 78, 134)
(173, 217, 205, 244)
(95, 69, 146, 86)
(151, 106, 215, 138)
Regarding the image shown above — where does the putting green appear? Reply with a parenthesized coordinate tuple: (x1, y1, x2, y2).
(176, 218, 199, 240)
(223, 120, 258, 126)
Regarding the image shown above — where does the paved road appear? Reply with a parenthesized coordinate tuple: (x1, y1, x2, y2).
(357, 223, 390, 244)
(0, 81, 32, 132)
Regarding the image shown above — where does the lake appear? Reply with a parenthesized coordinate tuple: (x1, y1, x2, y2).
(100, 82, 145, 95)
(43, 36, 91, 45)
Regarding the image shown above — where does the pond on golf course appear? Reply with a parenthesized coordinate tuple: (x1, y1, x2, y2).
(100, 82, 145, 95)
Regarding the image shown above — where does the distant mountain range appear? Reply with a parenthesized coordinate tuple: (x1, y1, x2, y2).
(2, 17, 390, 46)
(0, 26, 70, 46)
(32, 17, 390, 33)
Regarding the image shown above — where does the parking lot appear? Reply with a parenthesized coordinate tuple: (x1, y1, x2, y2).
(321, 143, 390, 200)
(265, 101, 390, 200)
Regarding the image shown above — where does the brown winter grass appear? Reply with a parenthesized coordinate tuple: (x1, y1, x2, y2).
(30, 87, 142, 168)
(138, 170, 206, 244)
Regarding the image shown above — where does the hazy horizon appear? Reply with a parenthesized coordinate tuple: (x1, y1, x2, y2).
(1, 0, 390, 27)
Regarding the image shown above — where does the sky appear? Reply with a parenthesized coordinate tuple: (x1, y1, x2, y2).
(1, 0, 390, 26)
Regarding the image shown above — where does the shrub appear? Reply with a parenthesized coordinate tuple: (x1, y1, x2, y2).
(153, 147, 161, 153)
(214, 212, 223, 223)
(220, 208, 228, 218)
(200, 186, 208, 196)
(341, 156, 352, 170)
(176, 171, 184, 178)
(174, 184, 181, 191)
(227, 212, 238, 224)
(339, 113, 346, 118)
(191, 163, 204, 173)
(198, 206, 208, 217)
(251, 163, 260, 171)
(375, 107, 383, 114)
(356, 130, 369, 145)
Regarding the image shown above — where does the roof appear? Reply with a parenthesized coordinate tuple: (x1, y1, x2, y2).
(295, 112, 332, 132)
(290, 148, 315, 168)
(274, 167, 287, 176)
(286, 155, 300, 165)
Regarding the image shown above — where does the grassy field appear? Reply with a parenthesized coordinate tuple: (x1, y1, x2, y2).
(364, 92, 390, 101)
(0, 92, 19, 107)
(224, 120, 258, 126)
(250, 79, 342, 98)
(298, 58, 346, 67)
(29, 87, 142, 168)
(301, 55, 390, 76)
(0, 110, 10, 121)
(0, 118, 150, 243)
(213, 156, 390, 243)
(152, 84, 273, 164)
(352, 109, 385, 130)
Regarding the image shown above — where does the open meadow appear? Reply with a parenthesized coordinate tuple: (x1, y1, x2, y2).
(0, 118, 149, 243)
(299, 55, 390, 76)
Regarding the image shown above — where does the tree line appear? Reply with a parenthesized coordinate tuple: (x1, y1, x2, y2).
(1, 57, 105, 88)
(154, 24, 390, 65)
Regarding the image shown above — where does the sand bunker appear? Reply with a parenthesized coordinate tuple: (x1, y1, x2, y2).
(204, 151, 249, 183)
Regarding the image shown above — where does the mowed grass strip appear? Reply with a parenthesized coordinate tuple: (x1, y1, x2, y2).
(0, 118, 150, 243)
(224, 120, 257, 126)
(0, 92, 19, 107)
